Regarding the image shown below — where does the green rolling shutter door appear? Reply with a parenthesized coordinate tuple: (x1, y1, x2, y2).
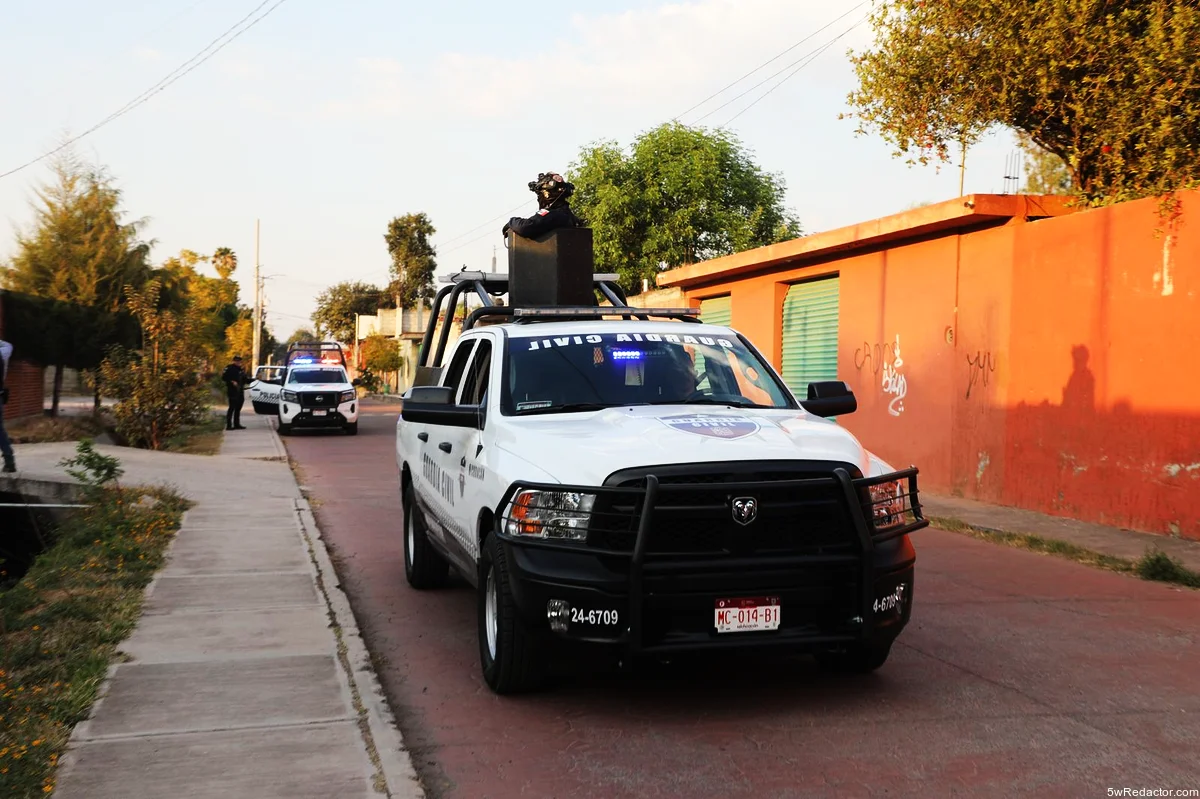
(781, 277, 840, 395)
(699, 295, 732, 327)
(696, 296, 732, 386)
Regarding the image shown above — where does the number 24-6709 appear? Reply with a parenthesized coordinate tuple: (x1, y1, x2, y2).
(571, 608, 619, 626)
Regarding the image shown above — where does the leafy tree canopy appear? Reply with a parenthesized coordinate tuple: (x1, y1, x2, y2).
(845, 0, 1200, 204)
(312, 281, 384, 342)
(568, 122, 801, 293)
(150, 249, 242, 369)
(3, 150, 152, 311)
(1016, 133, 1074, 195)
(384, 212, 437, 308)
(100, 279, 209, 450)
(286, 327, 317, 345)
(361, 334, 404, 374)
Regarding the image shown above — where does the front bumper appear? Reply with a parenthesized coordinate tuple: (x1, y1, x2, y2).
(280, 400, 358, 427)
(494, 467, 927, 659)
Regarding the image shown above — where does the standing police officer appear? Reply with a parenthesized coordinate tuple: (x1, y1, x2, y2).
(502, 171, 584, 240)
(222, 355, 250, 431)
(0, 338, 15, 473)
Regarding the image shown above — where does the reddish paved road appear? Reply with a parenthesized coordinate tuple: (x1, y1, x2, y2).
(283, 406, 1200, 799)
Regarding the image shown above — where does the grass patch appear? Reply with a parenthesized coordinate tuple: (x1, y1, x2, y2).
(159, 415, 225, 456)
(1135, 549, 1200, 588)
(0, 445, 189, 798)
(930, 516, 1200, 589)
(6, 414, 113, 446)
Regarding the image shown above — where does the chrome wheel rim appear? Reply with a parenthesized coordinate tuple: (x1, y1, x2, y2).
(485, 567, 498, 660)
(405, 509, 414, 566)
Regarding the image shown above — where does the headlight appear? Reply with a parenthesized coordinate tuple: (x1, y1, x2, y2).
(340, 390, 356, 403)
(504, 490, 596, 542)
(868, 480, 906, 530)
(282, 390, 299, 402)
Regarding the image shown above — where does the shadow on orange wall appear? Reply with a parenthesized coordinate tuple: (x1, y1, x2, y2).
(995, 344, 1200, 539)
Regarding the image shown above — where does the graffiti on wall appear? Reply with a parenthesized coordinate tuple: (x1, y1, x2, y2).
(965, 350, 997, 399)
(855, 334, 908, 416)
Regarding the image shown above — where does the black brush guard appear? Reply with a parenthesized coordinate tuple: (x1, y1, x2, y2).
(494, 466, 928, 657)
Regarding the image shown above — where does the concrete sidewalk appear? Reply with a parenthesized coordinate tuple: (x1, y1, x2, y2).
(6, 416, 423, 798)
(922, 493, 1200, 573)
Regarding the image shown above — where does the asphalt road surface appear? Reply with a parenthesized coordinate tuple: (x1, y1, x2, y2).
(282, 404, 1200, 799)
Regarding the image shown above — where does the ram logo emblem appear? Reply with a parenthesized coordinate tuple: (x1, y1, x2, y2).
(731, 497, 758, 526)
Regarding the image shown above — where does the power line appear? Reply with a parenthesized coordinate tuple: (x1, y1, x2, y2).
(673, 0, 870, 124)
(694, 14, 867, 128)
(0, 0, 291, 181)
(434, 199, 531, 250)
(123, 0, 216, 53)
(717, 15, 869, 129)
(434, 6, 870, 258)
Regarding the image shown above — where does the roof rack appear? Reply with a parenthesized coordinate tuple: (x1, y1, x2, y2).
(416, 229, 701, 370)
(285, 340, 346, 367)
(417, 273, 705, 368)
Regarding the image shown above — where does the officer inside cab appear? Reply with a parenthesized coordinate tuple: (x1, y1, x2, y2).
(502, 172, 583, 240)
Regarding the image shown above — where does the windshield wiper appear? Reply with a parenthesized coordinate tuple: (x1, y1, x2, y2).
(515, 402, 612, 416)
(647, 398, 772, 409)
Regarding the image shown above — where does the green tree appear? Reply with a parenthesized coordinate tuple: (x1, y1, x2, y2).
(99, 280, 209, 450)
(2, 151, 152, 413)
(312, 281, 383, 342)
(151, 249, 241, 372)
(845, 0, 1200, 204)
(1016, 132, 1074, 195)
(568, 122, 801, 293)
(384, 213, 437, 308)
(287, 327, 317, 345)
(361, 334, 404, 373)
(224, 313, 276, 365)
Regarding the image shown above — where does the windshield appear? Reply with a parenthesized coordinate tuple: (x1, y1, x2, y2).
(504, 330, 795, 415)
(288, 368, 347, 385)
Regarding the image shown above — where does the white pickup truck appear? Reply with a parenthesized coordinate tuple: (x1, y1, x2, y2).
(394, 263, 928, 695)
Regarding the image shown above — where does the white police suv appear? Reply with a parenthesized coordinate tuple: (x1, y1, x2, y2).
(258, 342, 359, 436)
(395, 238, 927, 695)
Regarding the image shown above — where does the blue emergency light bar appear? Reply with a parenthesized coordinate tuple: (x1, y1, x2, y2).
(611, 349, 644, 360)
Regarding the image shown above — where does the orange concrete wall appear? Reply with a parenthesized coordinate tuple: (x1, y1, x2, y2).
(679, 190, 1200, 539)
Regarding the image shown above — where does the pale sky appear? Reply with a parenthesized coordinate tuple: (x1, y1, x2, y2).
(0, 0, 1021, 338)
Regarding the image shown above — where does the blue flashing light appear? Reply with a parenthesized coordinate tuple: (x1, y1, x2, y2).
(612, 349, 643, 361)
(292, 357, 315, 364)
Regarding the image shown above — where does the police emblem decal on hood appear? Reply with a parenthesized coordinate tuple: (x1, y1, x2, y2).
(659, 414, 761, 440)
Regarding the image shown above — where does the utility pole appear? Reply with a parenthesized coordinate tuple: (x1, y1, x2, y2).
(958, 139, 967, 197)
(252, 219, 261, 371)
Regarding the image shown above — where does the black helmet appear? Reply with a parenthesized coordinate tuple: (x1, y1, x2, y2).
(528, 171, 574, 207)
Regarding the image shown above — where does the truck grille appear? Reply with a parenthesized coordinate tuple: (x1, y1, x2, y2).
(589, 463, 860, 556)
(298, 391, 339, 409)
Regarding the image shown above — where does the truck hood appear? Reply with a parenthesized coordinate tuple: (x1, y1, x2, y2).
(282, 383, 351, 392)
(493, 405, 873, 486)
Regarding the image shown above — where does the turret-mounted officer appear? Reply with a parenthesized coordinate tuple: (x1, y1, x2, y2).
(502, 171, 583, 241)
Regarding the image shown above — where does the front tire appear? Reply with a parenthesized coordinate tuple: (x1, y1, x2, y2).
(277, 419, 292, 435)
(403, 483, 448, 589)
(478, 534, 545, 694)
(815, 639, 893, 674)
(344, 421, 358, 436)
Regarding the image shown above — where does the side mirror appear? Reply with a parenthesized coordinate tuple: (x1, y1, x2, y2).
(351, 377, 362, 387)
(800, 381, 857, 417)
(401, 386, 480, 428)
